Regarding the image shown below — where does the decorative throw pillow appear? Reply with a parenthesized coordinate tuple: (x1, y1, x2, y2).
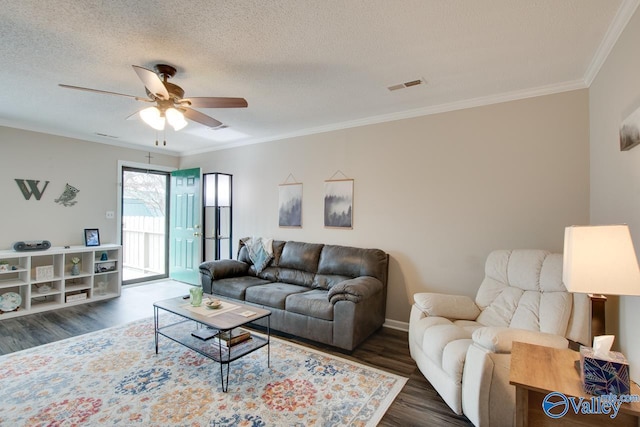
(242, 237, 274, 273)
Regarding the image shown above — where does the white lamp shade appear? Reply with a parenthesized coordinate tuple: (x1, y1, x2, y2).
(204, 173, 231, 207)
(563, 225, 640, 295)
(166, 108, 188, 131)
(140, 107, 165, 131)
(217, 174, 231, 206)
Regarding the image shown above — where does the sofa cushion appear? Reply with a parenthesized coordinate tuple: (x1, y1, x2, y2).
(414, 293, 481, 320)
(442, 338, 473, 382)
(317, 245, 388, 282)
(452, 320, 484, 334)
(286, 290, 334, 321)
(472, 327, 569, 353)
(422, 322, 473, 368)
(475, 250, 572, 336)
(255, 266, 279, 282)
(245, 283, 308, 309)
(312, 274, 351, 290)
(211, 276, 271, 300)
(279, 241, 323, 272)
(278, 268, 316, 287)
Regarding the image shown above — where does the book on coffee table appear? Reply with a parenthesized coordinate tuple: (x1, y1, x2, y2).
(212, 328, 251, 348)
(191, 327, 218, 341)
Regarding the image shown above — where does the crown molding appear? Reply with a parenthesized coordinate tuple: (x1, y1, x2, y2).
(584, 0, 640, 86)
(181, 79, 587, 156)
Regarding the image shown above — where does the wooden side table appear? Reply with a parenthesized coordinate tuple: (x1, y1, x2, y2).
(509, 341, 640, 426)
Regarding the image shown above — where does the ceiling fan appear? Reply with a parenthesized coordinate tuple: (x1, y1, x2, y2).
(59, 64, 247, 144)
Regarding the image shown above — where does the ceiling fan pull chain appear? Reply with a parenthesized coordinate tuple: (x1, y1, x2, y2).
(163, 129, 167, 146)
(155, 129, 159, 146)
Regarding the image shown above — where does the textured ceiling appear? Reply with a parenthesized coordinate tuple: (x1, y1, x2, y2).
(0, 0, 637, 155)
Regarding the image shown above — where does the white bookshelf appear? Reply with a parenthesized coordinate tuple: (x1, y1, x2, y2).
(0, 244, 122, 319)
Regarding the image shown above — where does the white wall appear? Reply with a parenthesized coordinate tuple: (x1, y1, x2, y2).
(181, 89, 590, 323)
(589, 6, 640, 383)
(0, 127, 179, 248)
(0, 90, 591, 326)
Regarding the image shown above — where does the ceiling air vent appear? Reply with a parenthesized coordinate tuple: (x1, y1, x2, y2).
(387, 78, 426, 91)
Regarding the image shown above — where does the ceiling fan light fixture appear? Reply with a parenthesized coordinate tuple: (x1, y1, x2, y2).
(166, 107, 188, 131)
(140, 106, 165, 130)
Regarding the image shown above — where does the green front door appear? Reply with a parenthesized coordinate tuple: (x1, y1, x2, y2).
(169, 168, 201, 285)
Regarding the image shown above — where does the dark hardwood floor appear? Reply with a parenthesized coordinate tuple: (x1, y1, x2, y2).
(0, 280, 472, 426)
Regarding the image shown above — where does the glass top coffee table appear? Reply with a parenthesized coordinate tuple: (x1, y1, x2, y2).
(153, 294, 271, 392)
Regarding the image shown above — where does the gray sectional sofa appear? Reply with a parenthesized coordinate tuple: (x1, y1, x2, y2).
(199, 239, 389, 351)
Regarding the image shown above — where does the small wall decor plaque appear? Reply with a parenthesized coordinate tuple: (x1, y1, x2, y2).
(14, 179, 49, 200)
(54, 183, 80, 207)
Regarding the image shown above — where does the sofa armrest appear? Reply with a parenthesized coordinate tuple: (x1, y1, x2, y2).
(199, 259, 250, 280)
(472, 326, 569, 354)
(413, 292, 480, 320)
(328, 276, 382, 304)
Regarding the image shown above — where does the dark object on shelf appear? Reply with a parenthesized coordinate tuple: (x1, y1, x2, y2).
(191, 328, 218, 341)
(13, 240, 51, 251)
(95, 262, 116, 273)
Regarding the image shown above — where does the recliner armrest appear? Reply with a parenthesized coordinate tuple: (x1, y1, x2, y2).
(413, 292, 480, 320)
(328, 276, 382, 304)
(471, 326, 569, 354)
(199, 259, 250, 280)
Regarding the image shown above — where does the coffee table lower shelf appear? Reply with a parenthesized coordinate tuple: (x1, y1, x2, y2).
(157, 320, 269, 364)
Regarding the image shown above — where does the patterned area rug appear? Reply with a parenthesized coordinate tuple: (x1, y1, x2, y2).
(0, 317, 406, 426)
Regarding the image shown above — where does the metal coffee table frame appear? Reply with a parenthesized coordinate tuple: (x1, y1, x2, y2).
(153, 295, 271, 392)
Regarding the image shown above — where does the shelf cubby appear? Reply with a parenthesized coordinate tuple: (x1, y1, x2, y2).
(0, 244, 121, 319)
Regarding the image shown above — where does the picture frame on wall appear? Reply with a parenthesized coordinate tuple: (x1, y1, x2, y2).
(620, 105, 640, 151)
(324, 179, 353, 229)
(84, 228, 100, 247)
(278, 183, 303, 228)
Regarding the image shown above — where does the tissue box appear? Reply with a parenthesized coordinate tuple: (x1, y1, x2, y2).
(580, 346, 630, 395)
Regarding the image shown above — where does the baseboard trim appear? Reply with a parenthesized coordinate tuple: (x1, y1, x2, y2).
(383, 319, 409, 332)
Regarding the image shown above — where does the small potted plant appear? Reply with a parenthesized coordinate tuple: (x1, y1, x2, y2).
(70, 257, 80, 276)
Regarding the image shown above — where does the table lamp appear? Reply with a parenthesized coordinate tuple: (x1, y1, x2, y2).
(563, 224, 640, 343)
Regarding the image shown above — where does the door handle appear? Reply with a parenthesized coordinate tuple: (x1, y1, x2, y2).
(193, 232, 202, 237)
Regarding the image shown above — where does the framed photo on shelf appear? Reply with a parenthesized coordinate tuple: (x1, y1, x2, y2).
(84, 228, 100, 247)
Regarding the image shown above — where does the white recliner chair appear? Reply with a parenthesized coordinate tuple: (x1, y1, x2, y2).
(409, 249, 590, 426)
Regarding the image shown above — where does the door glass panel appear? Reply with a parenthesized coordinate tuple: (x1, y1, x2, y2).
(121, 168, 169, 283)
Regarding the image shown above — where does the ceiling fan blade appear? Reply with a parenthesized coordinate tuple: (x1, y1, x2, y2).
(58, 84, 143, 100)
(183, 108, 223, 129)
(184, 97, 248, 108)
(125, 110, 141, 120)
(132, 65, 169, 100)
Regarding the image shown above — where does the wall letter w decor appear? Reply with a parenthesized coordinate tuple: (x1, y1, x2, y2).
(14, 179, 50, 200)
